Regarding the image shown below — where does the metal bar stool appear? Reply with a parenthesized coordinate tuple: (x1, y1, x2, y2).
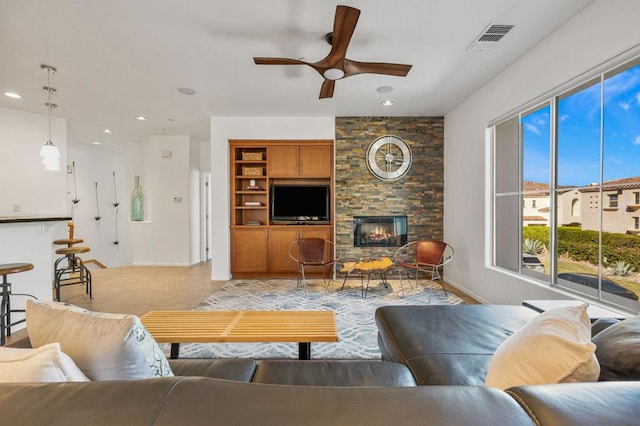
(53, 222, 92, 302)
(0, 262, 36, 346)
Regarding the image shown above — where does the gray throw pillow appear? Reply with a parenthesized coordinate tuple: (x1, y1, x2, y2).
(591, 317, 621, 337)
(592, 316, 640, 381)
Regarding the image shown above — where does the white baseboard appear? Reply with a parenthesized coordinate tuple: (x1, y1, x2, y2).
(444, 277, 491, 305)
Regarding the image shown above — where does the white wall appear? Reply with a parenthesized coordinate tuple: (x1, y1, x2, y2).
(0, 221, 69, 330)
(66, 143, 126, 268)
(0, 107, 68, 329)
(210, 117, 335, 280)
(444, 0, 640, 304)
(126, 135, 193, 265)
(0, 107, 67, 216)
(199, 140, 212, 261)
(189, 138, 201, 264)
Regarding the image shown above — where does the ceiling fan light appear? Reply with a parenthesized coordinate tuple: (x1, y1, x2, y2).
(323, 68, 345, 80)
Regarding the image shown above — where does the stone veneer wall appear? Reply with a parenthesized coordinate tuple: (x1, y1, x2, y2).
(335, 117, 444, 262)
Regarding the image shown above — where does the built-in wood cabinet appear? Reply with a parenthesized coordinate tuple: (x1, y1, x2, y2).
(229, 140, 334, 276)
(231, 228, 268, 273)
(269, 145, 333, 177)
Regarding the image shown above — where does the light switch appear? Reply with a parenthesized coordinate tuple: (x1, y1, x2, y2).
(173, 196, 182, 202)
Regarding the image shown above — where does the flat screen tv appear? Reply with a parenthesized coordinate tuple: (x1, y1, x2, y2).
(270, 185, 330, 222)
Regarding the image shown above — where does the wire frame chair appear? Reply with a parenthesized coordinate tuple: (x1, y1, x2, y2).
(288, 238, 340, 288)
(394, 240, 454, 300)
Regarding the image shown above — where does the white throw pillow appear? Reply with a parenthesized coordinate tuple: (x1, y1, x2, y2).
(485, 303, 599, 390)
(0, 343, 89, 382)
(26, 300, 173, 381)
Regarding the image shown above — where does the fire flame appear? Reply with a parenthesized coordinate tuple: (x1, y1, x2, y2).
(366, 226, 392, 241)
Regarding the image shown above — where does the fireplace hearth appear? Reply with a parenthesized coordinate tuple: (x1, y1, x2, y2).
(353, 216, 408, 247)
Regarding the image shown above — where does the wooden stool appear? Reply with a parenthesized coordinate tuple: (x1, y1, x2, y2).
(0, 263, 36, 346)
(53, 222, 92, 301)
(53, 221, 84, 248)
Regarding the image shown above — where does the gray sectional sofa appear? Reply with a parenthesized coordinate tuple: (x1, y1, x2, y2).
(2, 304, 639, 425)
(375, 304, 539, 385)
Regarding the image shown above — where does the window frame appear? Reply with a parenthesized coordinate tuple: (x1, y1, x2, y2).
(490, 53, 640, 314)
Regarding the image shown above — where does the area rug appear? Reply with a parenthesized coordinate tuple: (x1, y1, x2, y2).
(170, 278, 463, 360)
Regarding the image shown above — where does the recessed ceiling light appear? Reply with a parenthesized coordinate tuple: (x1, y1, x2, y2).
(177, 87, 196, 95)
(135, 115, 148, 121)
(103, 128, 112, 133)
(4, 91, 22, 99)
(381, 100, 394, 106)
(91, 141, 101, 145)
(376, 86, 394, 94)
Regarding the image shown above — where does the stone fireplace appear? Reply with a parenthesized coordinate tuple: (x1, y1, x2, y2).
(335, 116, 444, 261)
(353, 216, 408, 247)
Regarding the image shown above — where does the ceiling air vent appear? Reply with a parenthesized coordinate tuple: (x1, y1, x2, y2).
(467, 24, 515, 51)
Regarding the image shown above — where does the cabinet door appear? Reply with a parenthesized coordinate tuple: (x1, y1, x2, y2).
(299, 145, 333, 177)
(268, 228, 299, 272)
(269, 146, 299, 177)
(231, 228, 268, 273)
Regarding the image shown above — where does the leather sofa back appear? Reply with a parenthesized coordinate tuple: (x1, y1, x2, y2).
(375, 305, 537, 385)
(0, 377, 535, 426)
(507, 381, 640, 426)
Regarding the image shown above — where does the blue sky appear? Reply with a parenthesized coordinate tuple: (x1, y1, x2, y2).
(522, 62, 640, 187)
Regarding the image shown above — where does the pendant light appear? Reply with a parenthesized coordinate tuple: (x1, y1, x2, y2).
(40, 64, 61, 171)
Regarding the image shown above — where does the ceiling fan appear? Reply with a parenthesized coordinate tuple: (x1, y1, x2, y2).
(253, 5, 412, 99)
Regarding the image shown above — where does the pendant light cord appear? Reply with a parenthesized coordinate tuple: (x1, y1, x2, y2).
(47, 68, 51, 142)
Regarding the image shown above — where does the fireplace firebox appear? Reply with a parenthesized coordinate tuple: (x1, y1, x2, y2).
(353, 216, 408, 247)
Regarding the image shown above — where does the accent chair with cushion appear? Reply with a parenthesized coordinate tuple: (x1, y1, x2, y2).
(288, 238, 339, 287)
(394, 239, 454, 298)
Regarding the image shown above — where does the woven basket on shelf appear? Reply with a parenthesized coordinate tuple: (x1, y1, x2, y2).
(242, 152, 263, 161)
(242, 166, 264, 176)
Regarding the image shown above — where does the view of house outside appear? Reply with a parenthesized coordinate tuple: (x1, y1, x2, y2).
(502, 58, 640, 311)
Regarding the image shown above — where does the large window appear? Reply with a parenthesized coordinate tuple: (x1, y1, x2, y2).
(492, 57, 640, 313)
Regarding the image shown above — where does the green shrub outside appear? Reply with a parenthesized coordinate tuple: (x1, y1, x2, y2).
(522, 226, 640, 271)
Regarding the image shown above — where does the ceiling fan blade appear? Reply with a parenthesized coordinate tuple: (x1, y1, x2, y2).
(319, 79, 335, 99)
(344, 59, 412, 77)
(254, 6, 410, 100)
(325, 6, 360, 66)
(253, 57, 307, 65)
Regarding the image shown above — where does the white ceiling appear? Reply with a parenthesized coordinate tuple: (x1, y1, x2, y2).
(0, 0, 596, 146)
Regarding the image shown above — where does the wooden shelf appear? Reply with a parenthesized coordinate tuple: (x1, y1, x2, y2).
(229, 140, 334, 275)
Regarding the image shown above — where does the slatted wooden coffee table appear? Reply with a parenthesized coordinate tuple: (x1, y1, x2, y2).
(140, 310, 338, 360)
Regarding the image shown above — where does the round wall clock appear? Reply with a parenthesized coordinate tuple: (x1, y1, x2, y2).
(365, 135, 412, 181)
